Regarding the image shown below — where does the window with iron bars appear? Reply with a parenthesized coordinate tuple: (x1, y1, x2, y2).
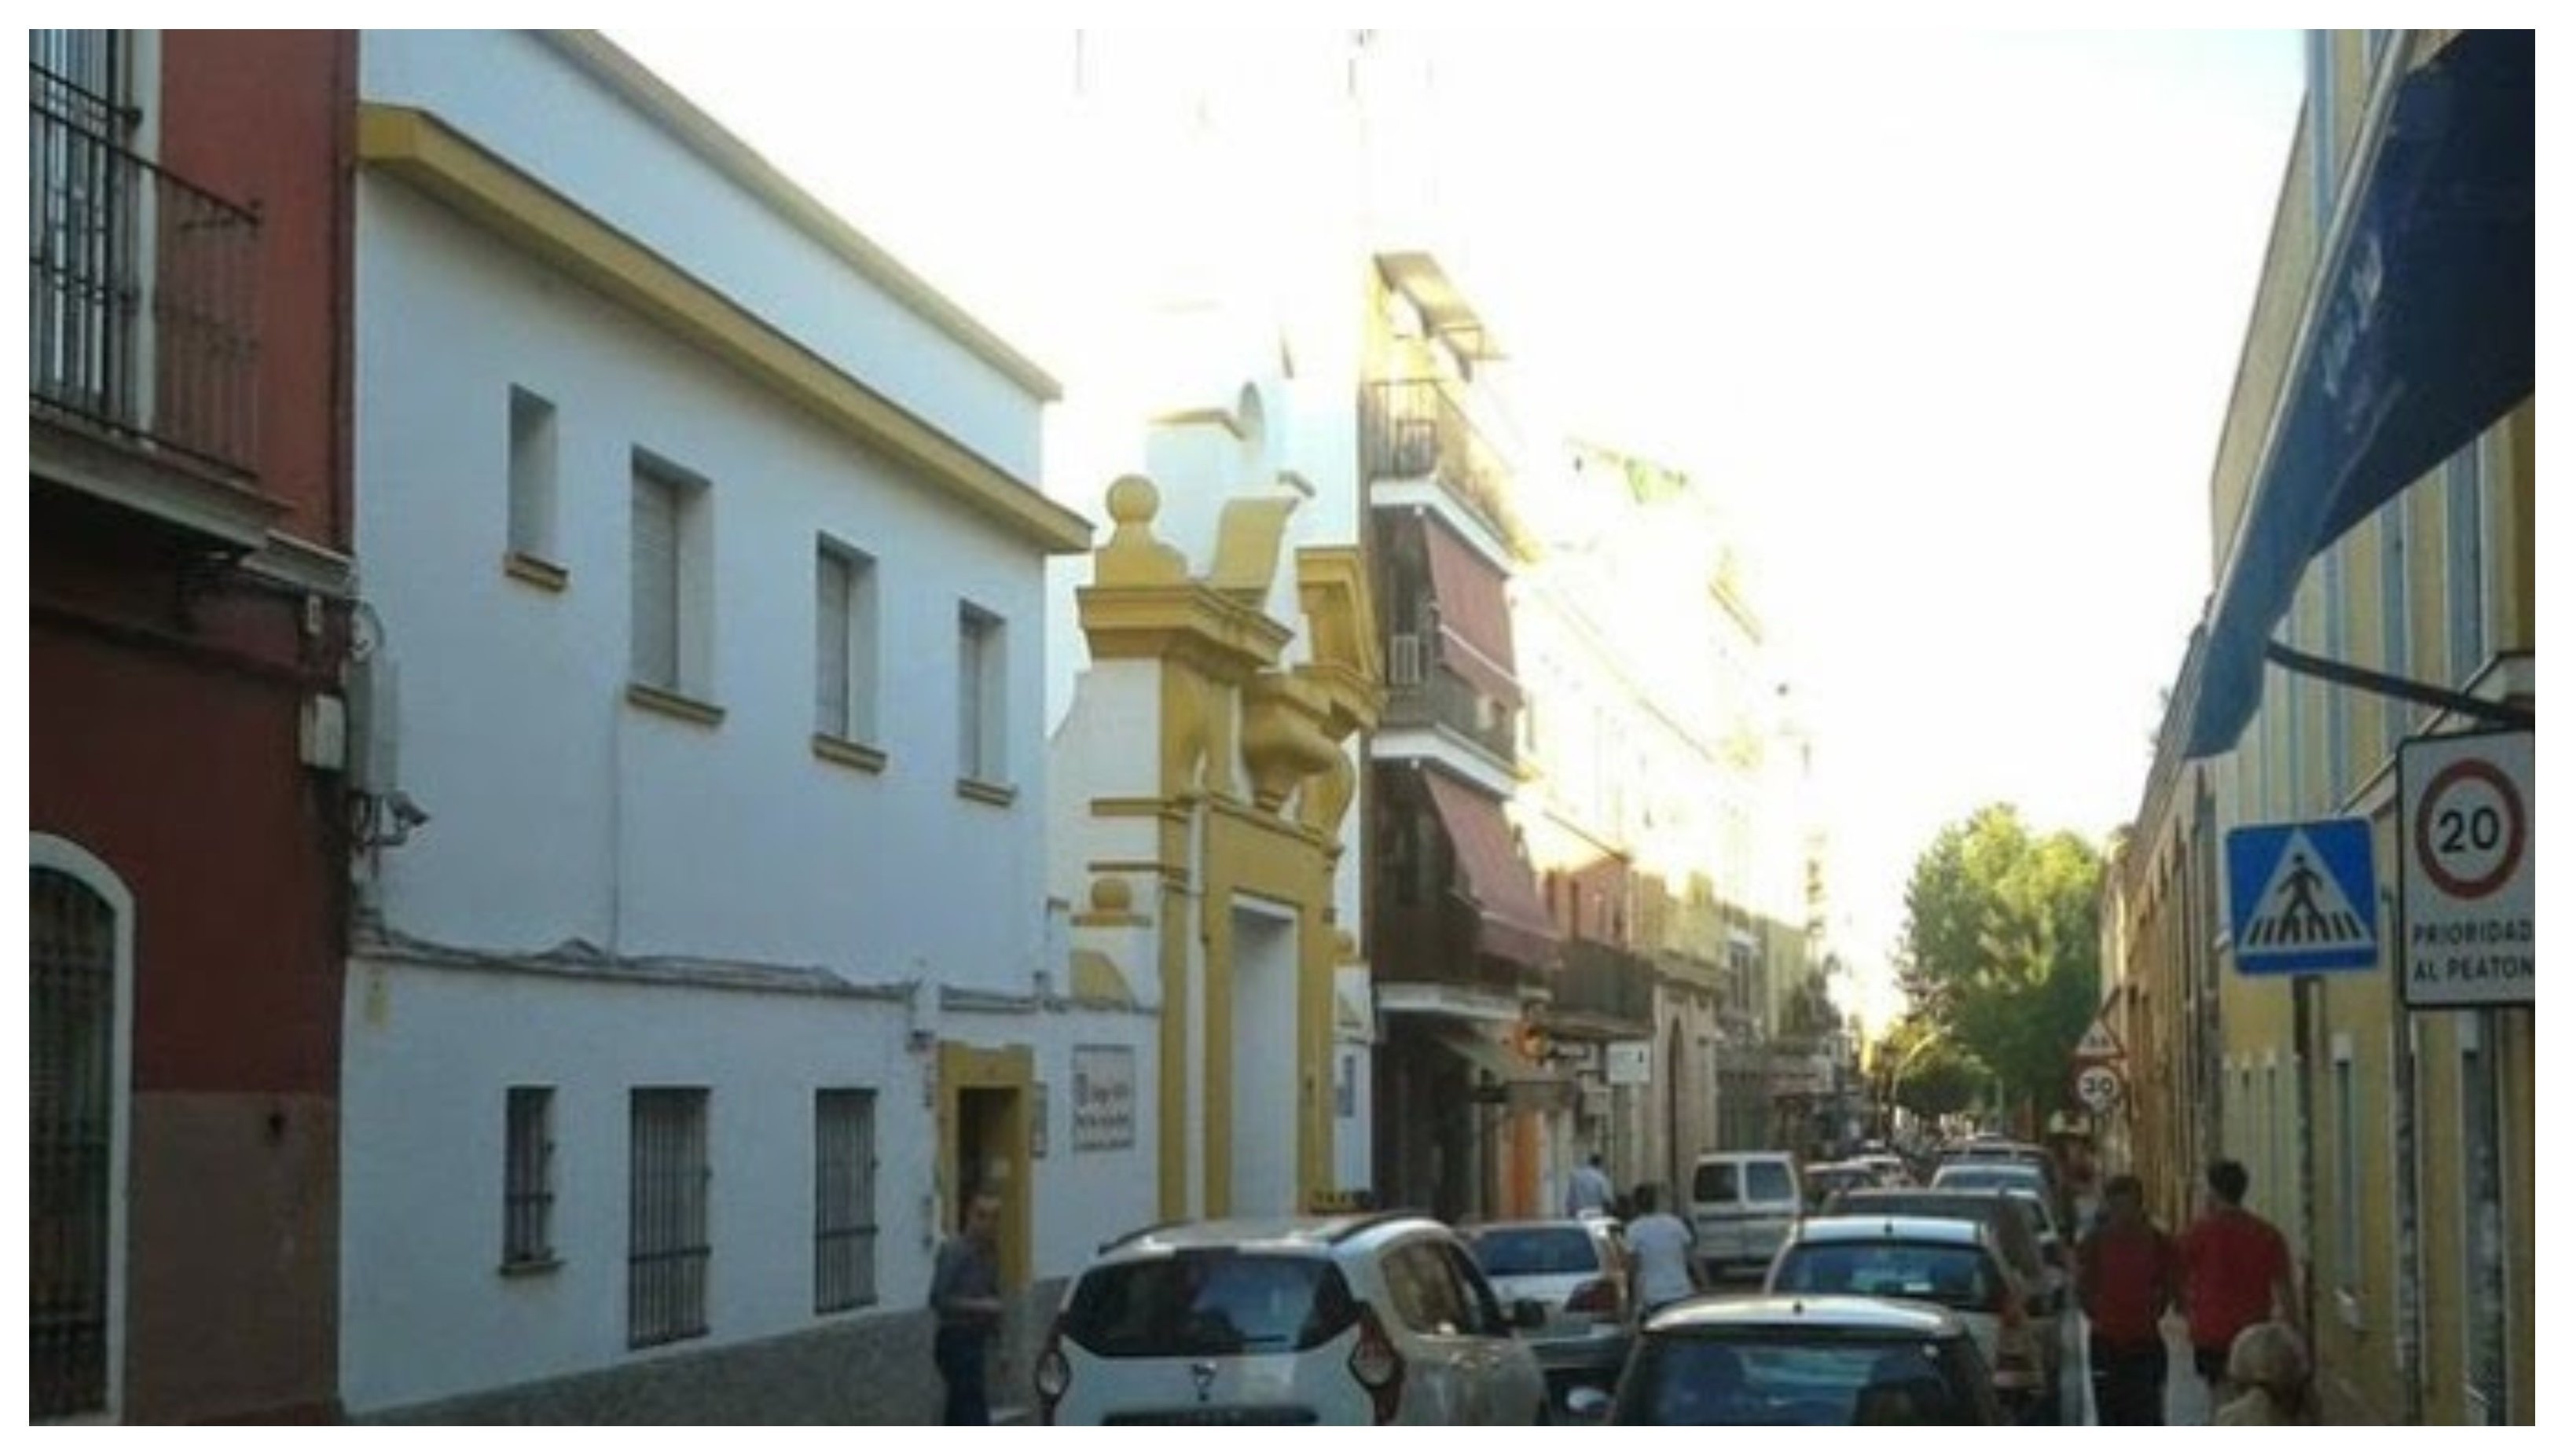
(31, 866, 116, 1421)
(628, 1088, 710, 1348)
(813, 1089, 879, 1314)
(501, 1087, 556, 1271)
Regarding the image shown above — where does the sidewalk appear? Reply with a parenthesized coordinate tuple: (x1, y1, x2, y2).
(2076, 1311, 2218, 1425)
(2160, 1314, 2217, 1425)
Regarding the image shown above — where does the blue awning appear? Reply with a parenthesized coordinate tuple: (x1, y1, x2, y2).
(2185, 31, 2533, 759)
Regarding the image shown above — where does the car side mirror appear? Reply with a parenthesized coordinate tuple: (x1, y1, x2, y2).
(1564, 1386, 1613, 1421)
(1509, 1298, 1547, 1331)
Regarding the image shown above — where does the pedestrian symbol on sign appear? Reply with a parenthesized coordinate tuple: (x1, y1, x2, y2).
(2247, 849, 2365, 948)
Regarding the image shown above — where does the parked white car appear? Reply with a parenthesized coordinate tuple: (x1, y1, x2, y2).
(1763, 1214, 2049, 1421)
(1462, 1218, 1634, 1406)
(1036, 1212, 1551, 1425)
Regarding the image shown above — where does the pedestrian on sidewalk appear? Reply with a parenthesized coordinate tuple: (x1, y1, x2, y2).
(930, 1189, 1005, 1425)
(1567, 1153, 1615, 1219)
(2212, 1321, 2311, 1425)
(2178, 1159, 2300, 1403)
(1624, 1183, 1700, 1316)
(2079, 1173, 2180, 1424)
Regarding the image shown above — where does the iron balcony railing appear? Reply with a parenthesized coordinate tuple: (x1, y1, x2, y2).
(1362, 379, 1532, 557)
(1381, 662, 1519, 768)
(1554, 939, 1658, 1028)
(1372, 891, 1550, 999)
(30, 61, 261, 479)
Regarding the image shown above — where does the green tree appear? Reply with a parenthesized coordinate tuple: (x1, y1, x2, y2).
(1873, 1015, 1988, 1121)
(1894, 805, 2104, 1128)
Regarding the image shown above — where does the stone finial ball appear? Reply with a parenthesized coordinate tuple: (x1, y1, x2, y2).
(1091, 877, 1134, 914)
(1105, 475, 1159, 526)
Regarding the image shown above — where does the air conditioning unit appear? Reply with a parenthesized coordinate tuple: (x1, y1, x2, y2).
(1388, 633, 1426, 687)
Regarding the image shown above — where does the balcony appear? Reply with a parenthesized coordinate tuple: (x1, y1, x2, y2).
(1372, 892, 1549, 1003)
(1550, 940, 1657, 1035)
(1363, 379, 1531, 559)
(31, 61, 262, 485)
(1380, 644, 1518, 769)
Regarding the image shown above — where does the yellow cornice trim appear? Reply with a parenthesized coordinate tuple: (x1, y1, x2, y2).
(540, 32, 1062, 402)
(1077, 581, 1293, 678)
(358, 104, 1092, 556)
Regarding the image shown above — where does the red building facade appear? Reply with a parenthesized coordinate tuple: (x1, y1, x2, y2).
(30, 30, 357, 1422)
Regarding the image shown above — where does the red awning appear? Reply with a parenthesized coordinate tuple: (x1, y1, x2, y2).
(1421, 520, 1522, 708)
(1422, 772, 1560, 971)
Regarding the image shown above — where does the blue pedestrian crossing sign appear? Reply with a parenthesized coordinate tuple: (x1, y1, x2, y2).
(2225, 819, 2379, 975)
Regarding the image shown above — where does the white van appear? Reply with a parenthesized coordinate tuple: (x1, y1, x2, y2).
(1687, 1151, 1802, 1280)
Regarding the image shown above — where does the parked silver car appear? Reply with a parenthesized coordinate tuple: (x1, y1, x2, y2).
(1036, 1212, 1551, 1425)
(1763, 1214, 2050, 1419)
(1462, 1218, 1633, 1405)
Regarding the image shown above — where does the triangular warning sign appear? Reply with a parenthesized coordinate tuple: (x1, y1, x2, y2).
(2240, 829, 2376, 955)
(2075, 1020, 2123, 1062)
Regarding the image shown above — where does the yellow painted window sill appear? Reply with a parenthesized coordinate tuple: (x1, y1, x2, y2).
(956, 776, 1018, 808)
(626, 682, 726, 728)
(502, 550, 569, 592)
(813, 734, 888, 774)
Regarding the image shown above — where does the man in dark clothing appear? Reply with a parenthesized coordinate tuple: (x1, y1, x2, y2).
(2079, 1173, 2180, 1424)
(931, 1190, 1004, 1425)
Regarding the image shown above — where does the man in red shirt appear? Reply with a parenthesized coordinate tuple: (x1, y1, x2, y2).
(2080, 1173, 2180, 1423)
(2178, 1159, 2300, 1397)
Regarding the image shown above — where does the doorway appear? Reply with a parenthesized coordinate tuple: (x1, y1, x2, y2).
(938, 1043, 1032, 1291)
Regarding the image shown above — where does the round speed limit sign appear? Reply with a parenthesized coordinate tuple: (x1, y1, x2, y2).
(2414, 755, 2527, 900)
(2075, 1064, 2123, 1113)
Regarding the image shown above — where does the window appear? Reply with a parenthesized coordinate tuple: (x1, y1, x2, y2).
(630, 451, 711, 702)
(30, 862, 121, 1420)
(815, 541, 879, 747)
(2458, 1013, 2510, 1422)
(502, 1087, 556, 1271)
(813, 1090, 878, 1314)
(629, 1088, 710, 1348)
(2383, 497, 2412, 735)
(958, 603, 1007, 785)
(2448, 439, 2485, 680)
(2324, 552, 2348, 803)
(30, 31, 135, 429)
(2331, 1038, 2360, 1299)
(507, 387, 560, 572)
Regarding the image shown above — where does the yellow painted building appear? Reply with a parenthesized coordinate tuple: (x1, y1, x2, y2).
(2111, 30, 2530, 1425)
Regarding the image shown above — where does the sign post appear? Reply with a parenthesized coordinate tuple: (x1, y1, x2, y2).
(2399, 730, 2533, 1008)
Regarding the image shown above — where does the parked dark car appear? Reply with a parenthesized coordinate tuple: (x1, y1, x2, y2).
(1567, 1293, 2008, 1425)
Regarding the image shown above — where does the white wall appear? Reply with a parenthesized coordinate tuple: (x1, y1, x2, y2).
(345, 30, 1086, 1415)
(356, 182, 1052, 995)
(339, 958, 927, 1413)
(943, 1005, 1162, 1283)
(1229, 903, 1301, 1216)
(359, 31, 1047, 482)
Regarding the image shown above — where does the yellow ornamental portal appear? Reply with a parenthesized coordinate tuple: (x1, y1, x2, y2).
(1072, 471, 1381, 1220)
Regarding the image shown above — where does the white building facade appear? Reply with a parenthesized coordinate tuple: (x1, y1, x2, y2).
(336, 32, 1128, 1422)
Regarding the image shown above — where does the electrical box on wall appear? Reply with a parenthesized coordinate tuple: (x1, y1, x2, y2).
(300, 694, 348, 772)
(346, 654, 401, 795)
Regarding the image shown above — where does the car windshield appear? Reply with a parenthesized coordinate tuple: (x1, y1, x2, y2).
(1624, 1333, 1975, 1425)
(1770, 1241, 2002, 1314)
(1468, 1227, 1600, 1278)
(1060, 1252, 1357, 1358)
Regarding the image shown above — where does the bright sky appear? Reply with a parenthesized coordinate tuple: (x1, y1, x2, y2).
(611, 25, 2308, 1029)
